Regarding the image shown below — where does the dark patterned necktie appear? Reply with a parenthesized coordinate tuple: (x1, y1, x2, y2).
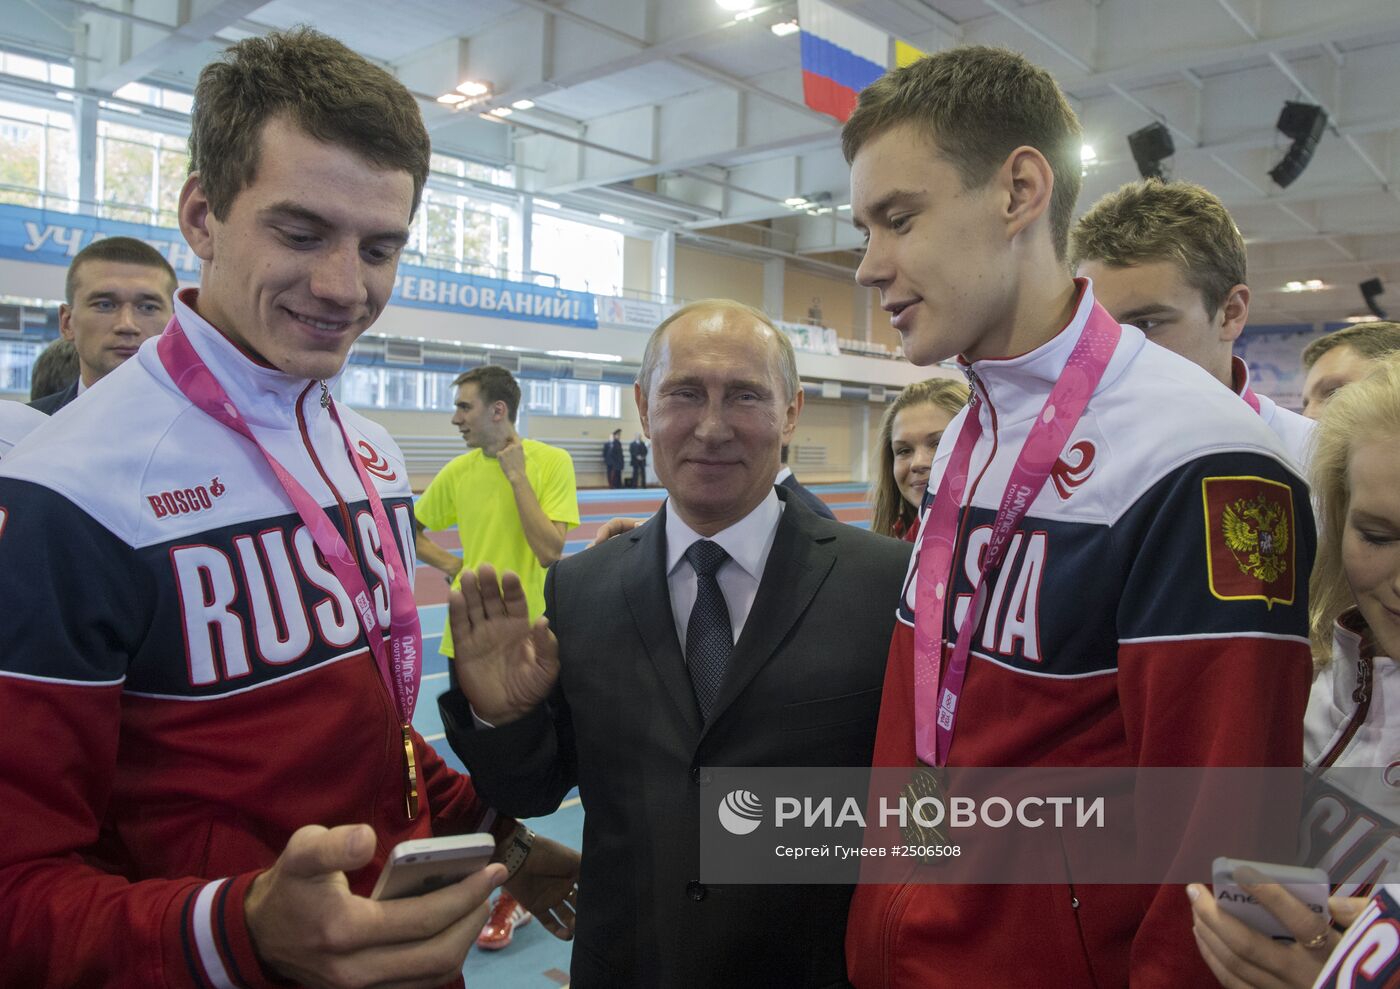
(685, 539, 733, 721)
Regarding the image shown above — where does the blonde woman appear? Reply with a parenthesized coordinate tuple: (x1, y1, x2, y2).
(1189, 354, 1400, 987)
(870, 377, 970, 540)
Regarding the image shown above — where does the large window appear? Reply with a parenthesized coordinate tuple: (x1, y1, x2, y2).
(97, 120, 187, 226)
(340, 367, 623, 419)
(401, 153, 516, 276)
(0, 340, 43, 395)
(524, 379, 623, 418)
(0, 101, 75, 209)
(411, 188, 513, 276)
(337, 366, 459, 412)
(531, 212, 624, 295)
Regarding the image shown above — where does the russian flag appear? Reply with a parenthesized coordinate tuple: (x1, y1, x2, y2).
(797, 0, 889, 123)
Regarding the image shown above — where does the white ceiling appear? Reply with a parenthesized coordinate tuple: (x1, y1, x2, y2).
(7, 0, 1400, 323)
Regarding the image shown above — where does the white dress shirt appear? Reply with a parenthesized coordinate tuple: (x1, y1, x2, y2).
(665, 488, 783, 651)
(472, 489, 786, 728)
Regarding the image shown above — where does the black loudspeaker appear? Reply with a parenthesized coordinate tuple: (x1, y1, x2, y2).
(1361, 277, 1388, 320)
(1268, 102, 1327, 188)
(1128, 122, 1174, 181)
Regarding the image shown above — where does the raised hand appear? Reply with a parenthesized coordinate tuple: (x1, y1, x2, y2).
(497, 437, 527, 482)
(448, 563, 560, 725)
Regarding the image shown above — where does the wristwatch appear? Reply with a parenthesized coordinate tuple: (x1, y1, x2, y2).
(499, 823, 535, 877)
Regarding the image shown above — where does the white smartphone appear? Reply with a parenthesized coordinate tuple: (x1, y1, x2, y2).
(1211, 856, 1331, 940)
(371, 833, 496, 901)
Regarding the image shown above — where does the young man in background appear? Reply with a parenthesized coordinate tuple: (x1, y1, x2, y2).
(1072, 179, 1314, 469)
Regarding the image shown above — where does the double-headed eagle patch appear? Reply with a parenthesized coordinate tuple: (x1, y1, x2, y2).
(1202, 476, 1296, 609)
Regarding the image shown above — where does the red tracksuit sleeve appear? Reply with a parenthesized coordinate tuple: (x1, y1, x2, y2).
(0, 479, 279, 989)
(0, 678, 277, 989)
(1114, 455, 1316, 988)
(415, 728, 491, 837)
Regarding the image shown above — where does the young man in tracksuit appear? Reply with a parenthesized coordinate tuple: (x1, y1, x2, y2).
(0, 28, 576, 988)
(843, 47, 1314, 987)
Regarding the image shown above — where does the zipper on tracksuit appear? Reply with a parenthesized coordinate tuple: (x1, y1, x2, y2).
(876, 367, 1004, 985)
(1317, 656, 1374, 770)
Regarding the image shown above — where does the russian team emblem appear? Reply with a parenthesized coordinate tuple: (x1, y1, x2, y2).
(356, 440, 398, 482)
(1203, 476, 1295, 609)
(1050, 440, 1096, 500)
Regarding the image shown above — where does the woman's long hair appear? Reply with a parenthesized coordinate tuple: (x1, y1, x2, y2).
(1309, 353, 1400, 664)
(870, 377, 970, 539)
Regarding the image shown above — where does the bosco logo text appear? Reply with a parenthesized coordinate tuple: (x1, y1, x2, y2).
(148, 476, 226, 519)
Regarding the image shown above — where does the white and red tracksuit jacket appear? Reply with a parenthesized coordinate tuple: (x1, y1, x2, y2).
(1301, 612, 1400, 898)
(1314, 884, 1400, 989)
(0, 292, 487, 989)
(846, 283, 1316, 988)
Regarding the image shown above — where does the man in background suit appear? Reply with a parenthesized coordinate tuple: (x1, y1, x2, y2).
(440, 299, 911, 988)
(29, 237, 176, 415)
(28, 339, 78, 405)
(628, 433, 648, 487)
(776, 441, 837, 521)
(602, 427, 624, 487)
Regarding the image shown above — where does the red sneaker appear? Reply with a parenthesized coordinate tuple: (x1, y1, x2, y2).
(475, 891, 532, 951)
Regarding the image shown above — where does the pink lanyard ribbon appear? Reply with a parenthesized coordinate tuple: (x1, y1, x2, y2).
(1233, 358, 1262, 415)
(157, 317, 424, 818)
(913, 302, 1122, 767)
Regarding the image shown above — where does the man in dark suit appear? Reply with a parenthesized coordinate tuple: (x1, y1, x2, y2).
(602, 428, 624, 487)
(776, 442, 837, 520)
(440, 299, 910, 988)
(628, 433, 648, 487)
(29, 237, 176, 415)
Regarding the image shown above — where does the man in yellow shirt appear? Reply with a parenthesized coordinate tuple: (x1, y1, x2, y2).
(413, 364, 579, 949)
(415, 364, 580, 645)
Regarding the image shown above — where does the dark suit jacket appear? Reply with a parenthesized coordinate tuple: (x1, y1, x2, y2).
(602, 439, 624, 470)
(778, 471, 837, 520)
(440, 490, 911, 988)
(27, 379, 78, 416)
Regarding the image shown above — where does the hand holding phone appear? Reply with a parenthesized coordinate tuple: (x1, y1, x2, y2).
(372, 832, 497, 901)
(1211, 856, 1331, 940)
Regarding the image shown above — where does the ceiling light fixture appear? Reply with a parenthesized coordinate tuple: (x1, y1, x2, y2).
(1080, 144, 1097, 164)
(511, 99, 535, 110)
(771, 20, 800, 36)
(456, 80, 491, 98)
(784, 196, 808, 207)
(489, 106, 513, 117)
(436, 93, 466, 105)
